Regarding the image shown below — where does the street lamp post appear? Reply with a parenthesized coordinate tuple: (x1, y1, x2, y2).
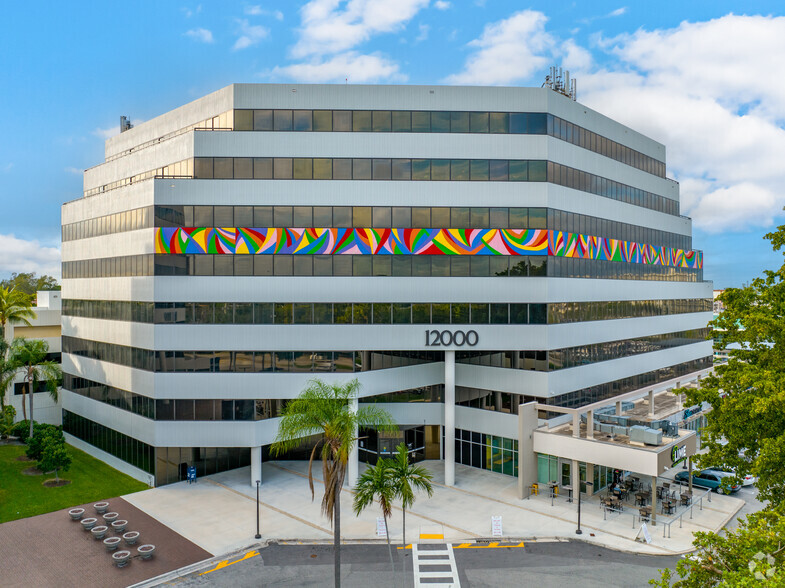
(576, 480, 593, 535)
(255, 479, 261, 540)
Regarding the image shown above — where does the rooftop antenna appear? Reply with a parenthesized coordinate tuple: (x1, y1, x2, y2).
(542, 66, 577, 101)
(120, 116, 133, 133)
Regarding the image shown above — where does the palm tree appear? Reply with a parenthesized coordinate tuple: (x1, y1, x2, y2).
(353, 457, 397, 576)
(389, 442, 434, 551)
(0, 286, 35, 341)
(9, 338, 61, 438)
(271, 378, 396, 588)
(0, 286, 35, 409)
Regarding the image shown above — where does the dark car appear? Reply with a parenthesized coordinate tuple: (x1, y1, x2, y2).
(674, 469, 741, 494)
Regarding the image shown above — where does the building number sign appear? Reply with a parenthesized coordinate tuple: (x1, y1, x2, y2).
(424, 329, 479, 347)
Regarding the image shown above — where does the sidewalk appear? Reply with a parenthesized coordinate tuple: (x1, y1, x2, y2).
(122, 460, 744, 559)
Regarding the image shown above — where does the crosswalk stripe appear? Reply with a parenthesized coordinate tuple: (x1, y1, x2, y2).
(412, 543, 460, 587)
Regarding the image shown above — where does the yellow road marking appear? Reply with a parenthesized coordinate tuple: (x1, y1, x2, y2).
(200, 550, 259, 575)
(419, 533, 445, 540)
(397, 541, 525, 549)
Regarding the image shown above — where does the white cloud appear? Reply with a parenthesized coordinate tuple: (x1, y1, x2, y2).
(444, 10, 555, 85)
(245, 5, 284, 20)
(233, 18, 269, 50)
(578, 15, 785, 232)
(292, 0, 429, 58)
(267, 51, 405, 83)
(0, 234, 61, 279)
(182, 5, 202, 18)
(608, 7, 626, 17)
(416, 23, 429, 42)
(1, 163, 13, 173)
(64, 166, 82, 175)
(184, 28, 214, 43)
(93, 125, 118, 140)
(434, 0, 451, 9)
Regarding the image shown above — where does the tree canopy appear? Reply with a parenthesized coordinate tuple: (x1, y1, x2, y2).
(683, 227, 785, 507)
(656, 223, 785, 586)
(0, 273, 60, 296)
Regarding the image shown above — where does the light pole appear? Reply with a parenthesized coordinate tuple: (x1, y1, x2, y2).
(255, 479, 261, 540)
(576, 480, 593, 535)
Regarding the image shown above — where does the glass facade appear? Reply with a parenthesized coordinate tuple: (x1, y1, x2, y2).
(63, 298, 712, 325)
(451, 428, 518, 477)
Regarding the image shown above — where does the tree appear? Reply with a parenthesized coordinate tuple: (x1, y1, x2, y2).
(0, 285, 35, 410)
(25, 424, 64, 461)
(38, 435, 71, 483)
(9, 339, 61, 439)
(650, 507, 784, 587)
(388, 442, 434, 551)
(353, 457, 397, 577)
(0, 286, 36, 341)
(0, 273, 60, 296)
(653, 222, 785, 585)
(270, 378, 396, 588)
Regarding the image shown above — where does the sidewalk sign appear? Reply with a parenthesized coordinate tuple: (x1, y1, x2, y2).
(491, 516, 503, 537)
(376, 517, 387, 538)
(635, 523, 652, 544)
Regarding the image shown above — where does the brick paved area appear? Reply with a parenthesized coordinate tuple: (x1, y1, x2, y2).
(0, 497, 211, 588)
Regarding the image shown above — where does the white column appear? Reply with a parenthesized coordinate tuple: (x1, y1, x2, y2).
(586, 410, 594, 439)
(616, 400, 622, 415)
(648, 390, 655, 417)
(444, 350, 455, 487)
(348, 396, 359, 487)
(251, 446, 262, 488)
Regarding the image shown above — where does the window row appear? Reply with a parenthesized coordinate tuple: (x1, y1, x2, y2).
(62, 253, 701, 282)
(229, 109, 664, 178)
(155, 205, 547, 231)
(62, 410, 155, 475)
(456, 329, 711, 372)
(63, 206, 153, 242)
(63, 297, 710, 328)
(451, 428, 518, 477)
(63, 204, 689, 254)
(83, 159, 193, 198)
(64, 300, 548, 326)
(193, 157, 547, 182)
(547, 357, 713, 409)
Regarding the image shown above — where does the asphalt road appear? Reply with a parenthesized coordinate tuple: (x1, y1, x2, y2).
(168, 541, 680, 588)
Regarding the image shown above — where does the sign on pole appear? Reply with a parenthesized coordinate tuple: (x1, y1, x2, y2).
(491, 516, 503, 537)
(376, 517, 387, 538)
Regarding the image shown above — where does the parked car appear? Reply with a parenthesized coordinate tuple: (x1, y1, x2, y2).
(674, 469, 741, 494)
(714, 467, 757, 486)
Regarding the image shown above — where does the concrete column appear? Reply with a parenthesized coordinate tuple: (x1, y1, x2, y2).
(585, 464, 595, 497)
(650, 475, 657, 526)
(616, 400, 623, 415)
(572, 459, 580, 498)
(573, 412, 580, 437)
(251, 446, 262, 488)
(444, 350, 455, 487)
(587, 410, 594, 439)
(348, 396, 359, 487)
(648, 390, 655, 417)
(494, 391, 502, 412)
(517, 402, 538, 499)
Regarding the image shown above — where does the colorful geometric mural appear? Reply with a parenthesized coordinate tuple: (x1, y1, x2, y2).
(155, 227, 702, 269)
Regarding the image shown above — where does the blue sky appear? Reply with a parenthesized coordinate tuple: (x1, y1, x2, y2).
(2, 1, 784, 287)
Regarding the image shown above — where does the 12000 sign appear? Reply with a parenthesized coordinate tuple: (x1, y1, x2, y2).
(425, 329, 479, 347)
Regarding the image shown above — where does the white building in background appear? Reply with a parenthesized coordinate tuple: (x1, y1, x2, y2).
(61, 84, 713, 493)
(4, 290, 62, 425)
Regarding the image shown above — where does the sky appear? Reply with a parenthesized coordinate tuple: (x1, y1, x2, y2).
(1, 1, 784, 288)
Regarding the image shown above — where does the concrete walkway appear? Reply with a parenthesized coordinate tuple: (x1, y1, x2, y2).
(123, 460, 744, 559)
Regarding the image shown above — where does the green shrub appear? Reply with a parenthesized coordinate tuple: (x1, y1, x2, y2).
(11, 420, 31, 442)
(25, 425, 63, 461)
(0, 406, 16, 438)
(38, 437, 71, 482)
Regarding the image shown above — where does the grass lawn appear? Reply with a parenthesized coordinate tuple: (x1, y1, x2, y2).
(0, 443, 149, 524)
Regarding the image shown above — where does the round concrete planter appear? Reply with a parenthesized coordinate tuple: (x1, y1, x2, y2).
(137, 544, 155, 560)
(80, 517, 98, 531)
(91, 525, 109, 540)
(102, 512, 119, 524)
(112, 550, 131, 568)
(122, 531, 140, 545)
(111, 520, 128, 533)
(68, 508, 85, 521)
(93, 502, 110, 514)
(103, 537, 122, 551)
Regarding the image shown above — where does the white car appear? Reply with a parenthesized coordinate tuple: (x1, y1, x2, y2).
(716, 467, 757, 486)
